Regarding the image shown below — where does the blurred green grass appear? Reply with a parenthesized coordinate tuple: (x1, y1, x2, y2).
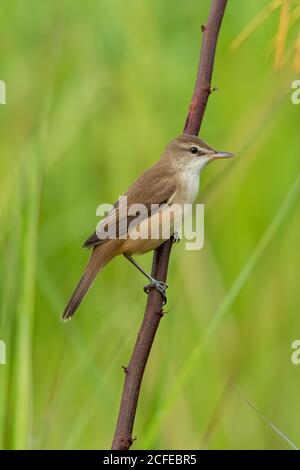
(0, 0, 300, 450)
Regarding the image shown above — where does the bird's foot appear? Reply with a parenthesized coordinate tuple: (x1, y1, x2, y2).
(143, 279, 168, 305)
(171, 231, 181, 244)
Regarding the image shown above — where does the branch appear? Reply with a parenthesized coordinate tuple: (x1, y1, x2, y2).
(111, 0, 228, 451)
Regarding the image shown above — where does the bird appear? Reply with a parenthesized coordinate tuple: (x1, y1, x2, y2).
(61, 134, 233, 321)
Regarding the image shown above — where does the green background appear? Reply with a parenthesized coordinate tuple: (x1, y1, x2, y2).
(0, 0, 300, 450)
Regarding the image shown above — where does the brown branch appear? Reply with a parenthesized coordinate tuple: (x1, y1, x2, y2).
(111, 0, 228, 451)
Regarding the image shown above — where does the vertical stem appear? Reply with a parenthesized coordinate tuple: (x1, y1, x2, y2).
(111, 0, 228, 450)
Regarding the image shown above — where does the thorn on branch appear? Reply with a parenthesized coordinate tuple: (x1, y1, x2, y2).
(122, 365, 128, 374)
(201, 24, 207, 33)
(155, 308, 165, 318)
(203, 84, 217, 95)
(121, 436, 134, 449)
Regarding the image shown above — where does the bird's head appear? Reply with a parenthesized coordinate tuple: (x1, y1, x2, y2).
(164, 134, 234, 173)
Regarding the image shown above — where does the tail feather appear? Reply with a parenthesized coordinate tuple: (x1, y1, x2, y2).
(61, 249, 103, 321)
(61, 273, 96, 321)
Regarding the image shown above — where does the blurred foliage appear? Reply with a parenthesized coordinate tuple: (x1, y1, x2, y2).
(232, 0, 300, 71)
(0, 0, 300, 450)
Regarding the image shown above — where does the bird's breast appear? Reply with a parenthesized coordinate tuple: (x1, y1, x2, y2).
(176, 170, 200, 204)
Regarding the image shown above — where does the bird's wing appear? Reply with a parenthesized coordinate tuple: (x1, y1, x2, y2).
(83, 163, 177, 248)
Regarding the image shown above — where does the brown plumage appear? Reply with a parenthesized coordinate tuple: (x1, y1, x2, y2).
(62, 159, 176, 320)
(62, 134, 233, 321)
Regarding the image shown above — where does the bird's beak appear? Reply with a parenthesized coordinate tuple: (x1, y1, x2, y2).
(212, 150, 234, 160)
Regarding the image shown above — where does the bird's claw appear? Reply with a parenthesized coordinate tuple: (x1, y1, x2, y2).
(171, 231, 181, 244)
(143, 280, 168, 305)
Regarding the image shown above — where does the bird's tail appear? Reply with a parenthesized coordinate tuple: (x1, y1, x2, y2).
(61, 244, 113, 322)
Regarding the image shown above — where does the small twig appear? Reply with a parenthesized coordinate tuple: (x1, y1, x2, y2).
(111, 0, 228, 451)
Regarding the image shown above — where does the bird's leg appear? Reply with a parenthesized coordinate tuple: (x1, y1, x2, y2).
(171, 230, 181, 244)
(123, 253, 168, 305)
(123, 253, 153, 282)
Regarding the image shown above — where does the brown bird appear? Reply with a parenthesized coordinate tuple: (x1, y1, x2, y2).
(62, 134, 233, 321)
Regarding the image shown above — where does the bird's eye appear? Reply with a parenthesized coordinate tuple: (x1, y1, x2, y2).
(189, 146, 198, 155)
